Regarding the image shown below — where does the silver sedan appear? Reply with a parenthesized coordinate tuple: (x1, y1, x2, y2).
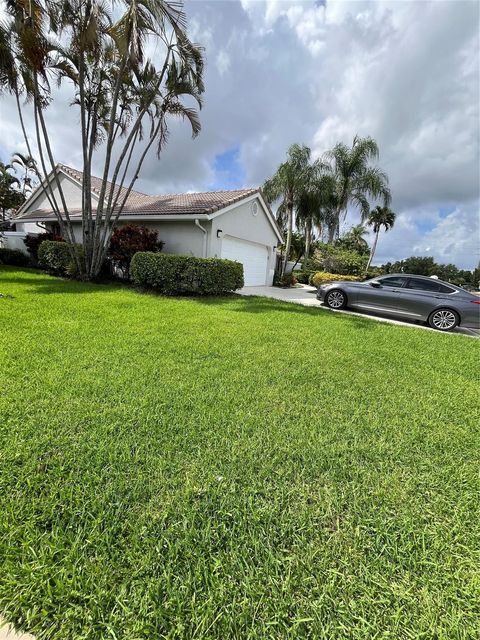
(316, 274, 480, 331)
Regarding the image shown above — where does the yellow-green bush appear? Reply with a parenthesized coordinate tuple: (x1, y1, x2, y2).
(310, 272, 361, 287)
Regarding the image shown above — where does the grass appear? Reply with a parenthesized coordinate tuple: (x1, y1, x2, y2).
(0, 266, 479, 640)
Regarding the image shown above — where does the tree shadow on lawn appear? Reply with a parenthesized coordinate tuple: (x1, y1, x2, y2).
(0, 272, 127, 296)
(190, 294, 380, 332)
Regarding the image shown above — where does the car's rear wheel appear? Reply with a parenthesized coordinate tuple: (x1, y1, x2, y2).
(325, 289, 347, 310)
(428, 308, 459, 331)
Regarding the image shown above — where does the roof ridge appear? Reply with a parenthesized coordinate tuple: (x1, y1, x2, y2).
(57, 163, 149, 197)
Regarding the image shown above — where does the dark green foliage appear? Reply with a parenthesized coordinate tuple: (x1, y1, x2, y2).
(0, 268, 478, 639)
(0, 247, 30, 266)
(294, 270, 315, 284)
(38, 240, 83, 277)
(23, 232, 64, 262)
(274, 272, 297, 287)
(311, 243, 368, 275)
(131, 252, 244, 295)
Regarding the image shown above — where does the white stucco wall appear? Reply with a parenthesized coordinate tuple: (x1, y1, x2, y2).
(209, 197, 279, 285)
(66, 219, 209, 257)
(0, 232, 29, 254)
(21, 173, 86, 213)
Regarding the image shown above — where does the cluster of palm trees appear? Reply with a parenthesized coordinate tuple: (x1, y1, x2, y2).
(263, 137, 396, 276)
(0, 0, 204, 279)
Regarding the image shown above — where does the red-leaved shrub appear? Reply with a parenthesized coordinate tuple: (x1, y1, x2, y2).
(108, 224, 164, 278)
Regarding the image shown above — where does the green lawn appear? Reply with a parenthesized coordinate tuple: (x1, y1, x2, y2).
(1, 266, 479, 640)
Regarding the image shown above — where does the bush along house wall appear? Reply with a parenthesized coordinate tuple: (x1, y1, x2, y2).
(38, 240, 84, 277)
(131, 252, 244, 295)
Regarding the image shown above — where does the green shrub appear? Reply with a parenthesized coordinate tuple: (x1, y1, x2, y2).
(38, 240, 84, 277)
(274, 272, 297, 287)
(310, 272, 362, 288)
(24, 232, 64, 262)
(130, 252, 244, 295)
(0, 247, 30, 267)
(293, 270, 315, 284)
(311, 243, 368, 275)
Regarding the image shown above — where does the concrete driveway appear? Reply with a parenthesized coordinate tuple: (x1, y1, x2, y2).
(0, 621, 34, 640)
(238, 285, 480, 337)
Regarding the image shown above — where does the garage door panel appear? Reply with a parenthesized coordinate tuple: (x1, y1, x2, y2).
(221, 236, 268, 286)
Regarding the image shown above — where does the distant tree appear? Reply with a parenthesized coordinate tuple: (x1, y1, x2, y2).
(0, 162, 25, 221)
(336, 224, 369, 256)
(263, 144, 312, 276)
(390, 256, 435, 276)
(325, 136, 391, 240)
(108, 224, 164, 278)
(365, 205, 396, 273)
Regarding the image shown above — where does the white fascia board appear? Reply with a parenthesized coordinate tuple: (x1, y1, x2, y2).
(17, 214, 211, 223)
(207, 192, 284, 243)
(110, 214, 210, 222)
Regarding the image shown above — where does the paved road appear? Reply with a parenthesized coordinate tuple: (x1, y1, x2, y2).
(238, 285, 480, 337)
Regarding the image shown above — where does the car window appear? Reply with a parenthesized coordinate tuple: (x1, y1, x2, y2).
(437, 284, 455, 294)
(405, 278, 442, 292)
(378, 277, 407, 288)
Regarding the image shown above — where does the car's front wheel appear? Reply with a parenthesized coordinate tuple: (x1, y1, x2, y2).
(325, 289, 347, 310)
(428, 308, 459, 332)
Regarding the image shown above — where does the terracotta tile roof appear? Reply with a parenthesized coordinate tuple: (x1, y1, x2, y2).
(16, 164, 260, 220)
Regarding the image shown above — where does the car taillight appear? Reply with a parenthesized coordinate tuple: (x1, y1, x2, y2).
(471, 300, 480, 304)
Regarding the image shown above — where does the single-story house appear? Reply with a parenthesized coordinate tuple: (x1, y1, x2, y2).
(13, 164, 283, 286)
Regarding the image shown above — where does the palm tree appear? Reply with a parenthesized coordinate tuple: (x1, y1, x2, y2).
(326, 135, 391, 240)
(365, 205, 396, 273)
(337, 224, 369, 255)
(11, 153, 37, 196)
(296, 172, 336, 267)
(0, 162, 24, 220)
(263, 144, 312, 276)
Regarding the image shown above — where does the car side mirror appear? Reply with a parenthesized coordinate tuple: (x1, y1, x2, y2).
(370, 280, 382, 288)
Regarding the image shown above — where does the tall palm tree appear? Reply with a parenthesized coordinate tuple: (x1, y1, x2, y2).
(263, 144, 312, 276)
(326, 135, 391, 240)
(365, 205, 396, 273)
(296, 172, 336, 267)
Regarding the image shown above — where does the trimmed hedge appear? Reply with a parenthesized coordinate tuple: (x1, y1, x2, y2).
(310, 272, 362, 288)
(0, 247, 30, 267)
(131, 252, 244, 295)
(38, 240, 84, 277)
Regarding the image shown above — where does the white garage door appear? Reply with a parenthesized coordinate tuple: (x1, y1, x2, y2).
(221, 236, 268, 286)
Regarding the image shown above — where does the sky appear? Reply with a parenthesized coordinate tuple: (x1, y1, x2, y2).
(0, 0, 479, 268)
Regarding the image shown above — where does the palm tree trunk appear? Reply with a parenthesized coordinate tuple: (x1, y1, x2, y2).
(304, 219, 311, 269)
(281, 198, 293, 277)
(366, 228, 379, 274)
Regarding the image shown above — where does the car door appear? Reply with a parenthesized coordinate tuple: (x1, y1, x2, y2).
(396, 278, 454, 320)
(353, 276, 409, 313)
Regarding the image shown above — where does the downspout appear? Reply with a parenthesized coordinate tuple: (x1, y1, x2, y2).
(194, 218, 207, 257)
